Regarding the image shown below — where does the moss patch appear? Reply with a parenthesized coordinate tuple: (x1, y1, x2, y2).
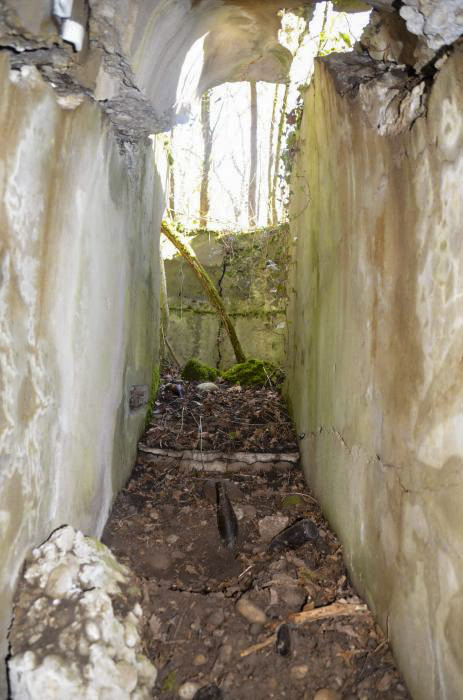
(181, 358, 219, 381)
(222, 358, 283, 386)
(145, 364, 160, 427)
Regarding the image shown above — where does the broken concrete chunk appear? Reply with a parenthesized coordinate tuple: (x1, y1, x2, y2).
(258, 515, 289, 542)
(8, 525, 156, 700)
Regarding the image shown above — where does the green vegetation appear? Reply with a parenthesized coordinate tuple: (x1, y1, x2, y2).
(182, 358, 219, 381)
(222, 358, 283, 386)
(145, 364, 160, 427)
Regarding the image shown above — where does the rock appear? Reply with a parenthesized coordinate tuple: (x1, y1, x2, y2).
(149, 613, 162, 639)
(179, 681, 201, 699)
(313, 690, 342, 700)
(258, 515, 289, 542)
(193, 685, 223, 700)
(249, 622, 263, 636)
(8, 525, 157, 700)
(279, 585, 306, 611)
(193, 654, 207, 666)
(276, 623, 291, 656)
(236, 597, 267, 624)
(206, 609, 225, 628)
(197, 382, 219, 392)
(45, 563, 77, 598)
(268, 518, 318, 551)
(291, 664, 309, 680)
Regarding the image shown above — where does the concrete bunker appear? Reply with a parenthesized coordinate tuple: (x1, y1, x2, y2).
(1, 1, 463, 698)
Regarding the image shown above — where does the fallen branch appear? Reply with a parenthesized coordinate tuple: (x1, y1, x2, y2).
(161, 220, 246, 363)
(239, 602, 368, 658)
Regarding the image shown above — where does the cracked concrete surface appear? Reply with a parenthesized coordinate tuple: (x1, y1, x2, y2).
(286, 43, 463, 700)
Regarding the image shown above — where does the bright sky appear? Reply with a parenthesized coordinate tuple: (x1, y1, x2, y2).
(168, 2, 372, 232)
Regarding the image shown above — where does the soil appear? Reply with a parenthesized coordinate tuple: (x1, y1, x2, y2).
(143, 376, 297, 453)
(102, 376, 410, 700)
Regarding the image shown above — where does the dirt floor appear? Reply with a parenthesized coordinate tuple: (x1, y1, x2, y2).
(102, 376, 411, 700)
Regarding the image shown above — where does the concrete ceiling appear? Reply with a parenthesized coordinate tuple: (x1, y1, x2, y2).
(1, 0, 462, 140)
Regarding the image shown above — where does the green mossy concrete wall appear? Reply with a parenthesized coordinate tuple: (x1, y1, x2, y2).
(0, 56, 163, 696)
(286, 49, 463, 700)
(164, 226, 288, 368)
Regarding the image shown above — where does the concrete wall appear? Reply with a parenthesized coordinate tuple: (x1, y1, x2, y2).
(0, 56, 164, 696)
(164, 228, 288, 368)
(286, 47, 463, 700)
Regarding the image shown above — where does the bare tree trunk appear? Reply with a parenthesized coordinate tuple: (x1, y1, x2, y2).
(248, 81, 258, 228)
(267, 83, 279, 225)
(161, 220, 246, 364)
(271, 82, 289, 225)
(199, 90, 212, 228)
(168, 129, 175, 218)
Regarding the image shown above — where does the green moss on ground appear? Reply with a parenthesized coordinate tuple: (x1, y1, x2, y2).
(145, 364, 161, 426)
(222, 358, 283, 386)
(182, 358, 219, 381)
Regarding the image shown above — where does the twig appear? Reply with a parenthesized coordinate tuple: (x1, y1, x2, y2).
(240, 636, 276, 658)
(289, 602, 368, 625)
(239, 602, 368, 658)
(238, 564, 253, 580)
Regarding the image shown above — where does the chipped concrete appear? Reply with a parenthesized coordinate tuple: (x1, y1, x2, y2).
(0, 55, 163, 697)
(8, 526, 156, 700)
(286, 45, 463, 700)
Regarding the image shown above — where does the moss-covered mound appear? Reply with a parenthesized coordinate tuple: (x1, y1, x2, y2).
(181, 358, 219, 382)
(222, 358, 282, 386)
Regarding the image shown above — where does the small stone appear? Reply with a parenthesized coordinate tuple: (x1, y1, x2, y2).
(313, 690, 342, 700)
(258, 515, 289, 542)
(52, 526, 76, 553)
(197, 382, 219, 392)
(291, 664, 309, 680)
(167, 534, 179, 544)
(149, 614, 162, 639)
(206, 609, 224, 628)
(85, 620, 101, 642)
(124, 622, 139, 647)
(179, 681, 201, 699)
(279, 586, 306, 611)
(45, 564, 75, 598)
(236, 597, 267, 624)
(193, 654, 207, 666)
(249, 622, 263, 636)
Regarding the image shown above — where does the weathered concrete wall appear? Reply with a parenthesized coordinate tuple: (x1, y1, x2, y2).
(0, 56, 163, 696)
(164, 227, 288, 368)
(286, 47, 463, 700)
